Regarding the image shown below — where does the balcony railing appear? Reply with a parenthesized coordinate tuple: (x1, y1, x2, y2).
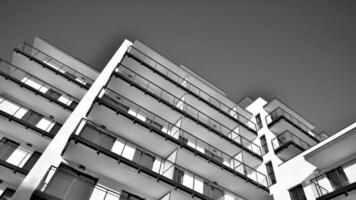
(113, 65, 263, 157)
(14, 43, 94, 89)
(272, 130, 312, 152)
(0, 59, 79, 111)
(126, 46, 258, 133)
(265, 107, 321, 142)
(311, 158, 356, 199)
(70, 119, 250, 200)
(0, 95, 62, 138)
(97, 89, 269, 188)
(34, 165, 138, 200)
(0, 143, 36, 175)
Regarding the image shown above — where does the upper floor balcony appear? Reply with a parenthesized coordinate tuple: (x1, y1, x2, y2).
(124, 46, 258, 135)
(0, 59, 79, 111)
(31, 164, 147, 200)
(93, 89, 269, 192)
(13, 43, 94, 96)
(311, 158, 356, 200)
(63, 119, 250, 200)
(111, 65, 262, 158)
(94, 88, 263, 163)
(0, 95, 62, 142)
(271, 130, 312, 161)
(0, 137, 42, 192)
(265, 106, 321, 147)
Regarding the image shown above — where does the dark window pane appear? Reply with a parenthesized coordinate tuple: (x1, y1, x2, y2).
(266, 161, 276, 184)
(22, 151, 41, 171)
(21, 111, 42, 126)
(0, 187, 15, 200)
(289, 184, 306, 200)
(260, 135, 269, 153)
(0, 138, 19, 161)
(255, 114, 263, 129)
(44, 165, 96, 200)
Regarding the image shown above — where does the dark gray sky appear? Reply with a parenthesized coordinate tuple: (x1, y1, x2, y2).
(0, 0, 355, 134)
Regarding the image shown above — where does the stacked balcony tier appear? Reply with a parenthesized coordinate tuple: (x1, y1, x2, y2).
(63, 119, 251, 200)
(125, 46, 258, 138)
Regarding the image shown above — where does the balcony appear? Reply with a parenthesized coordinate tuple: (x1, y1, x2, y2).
(31, 165, 146, 200)
(0, 138, 41, 188)
(111, 65, 262, 158)
(125, 46, 258, 135)
(94, 88, 262, 163)
(0, 59, 79, 111)
(0, 95, 61, 140)
(265, 107, 320, 145)
(63, 119, 247, 200)
(271, 131, 312, 161)
(13, 43, 93, 96)
(311, 158, 356, 200)
(305, 126, 356, 170)
(93, 89, 269, 194)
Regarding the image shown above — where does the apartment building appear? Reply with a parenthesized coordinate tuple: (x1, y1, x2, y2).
(0, 37, 354, 200)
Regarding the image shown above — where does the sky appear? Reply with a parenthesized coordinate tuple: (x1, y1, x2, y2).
(0, 0, 355, 135)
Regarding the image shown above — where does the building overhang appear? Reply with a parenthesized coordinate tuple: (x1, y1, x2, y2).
(304, 122, 356, 170)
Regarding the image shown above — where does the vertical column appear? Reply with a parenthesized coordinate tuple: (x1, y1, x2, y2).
(12, 40, 132, 200)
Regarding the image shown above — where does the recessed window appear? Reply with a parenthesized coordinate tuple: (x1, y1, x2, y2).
(255, 114, 263, 129)
(289, 184, 307, 200)
(266, 161, 276, 184)
(260, 135, 269, 154)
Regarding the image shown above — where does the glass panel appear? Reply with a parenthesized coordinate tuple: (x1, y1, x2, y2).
(36, 118, 55, 132)
(0, 100, 20, 115)
(6, 148, 31, 167)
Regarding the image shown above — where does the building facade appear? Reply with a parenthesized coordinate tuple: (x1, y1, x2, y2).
(0, 37, 354, 200)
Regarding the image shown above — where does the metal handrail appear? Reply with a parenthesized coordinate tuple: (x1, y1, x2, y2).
(98, 88, 269, 187)
(0, 59, 79, 107)
(265, 107, 320, 140)
(38, 166, 131, 200)
(126, 46, 257, 132)
(15, 43, 94, 86)
(271, 130, 312, 151)
(310, 158, 356, 198)
(114, 64, 263, 156)
(0, 95, 59, 135)
(73, 119, 253, 199)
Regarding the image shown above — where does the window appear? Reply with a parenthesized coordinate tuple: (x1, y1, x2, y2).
(0, 138, 20, 161)
(255, 114, 263, 129)
(43, 165, 97, 200)
(266, 161, 276, 184)
(260, 135, 269, 154)
(289, 184, 307, 200)
(36, 118, 55, 132)
(0, 187, 15, 200)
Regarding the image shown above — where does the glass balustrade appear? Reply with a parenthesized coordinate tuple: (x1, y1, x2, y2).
(113, 65, 263, 157)
(271, 131, 312, 151)
(311, 158, 356, 198)
(0, 59, 79, 110)
(126, 46, 257, 132)
(71, 119, 251, 199)
(15, 43, 94, 88)
(36, 165, 142, 200)
(0, 95, 61, 137)
(96, 90, 270, 188)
